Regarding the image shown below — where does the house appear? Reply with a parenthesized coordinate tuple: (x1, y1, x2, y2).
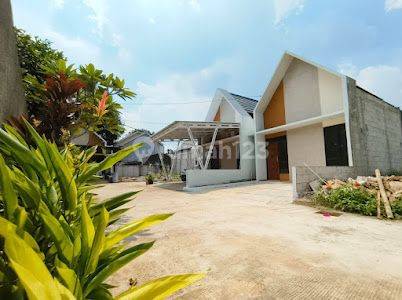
(152, 51, 402, 191)
(152, 89, 257, 188)
(168, 141, 197, 174)
(115, 130, 164, 164)
(254, 52, 402, 197)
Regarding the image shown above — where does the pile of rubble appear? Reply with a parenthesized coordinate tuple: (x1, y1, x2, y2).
(310, 169, 401, 219)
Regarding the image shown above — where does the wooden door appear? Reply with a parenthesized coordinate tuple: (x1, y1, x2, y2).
(267, 142, 280, 180)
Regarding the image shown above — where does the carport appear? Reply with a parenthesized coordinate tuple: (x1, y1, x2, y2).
(151, 121, 242, 188)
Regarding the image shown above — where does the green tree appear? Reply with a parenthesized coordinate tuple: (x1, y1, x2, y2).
(15, 28, 134, 144)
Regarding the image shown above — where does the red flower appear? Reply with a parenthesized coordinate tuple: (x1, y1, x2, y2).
(97, 91, 108, 117)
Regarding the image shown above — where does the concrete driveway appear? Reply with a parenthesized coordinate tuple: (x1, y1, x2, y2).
(96, 181, 402, 299)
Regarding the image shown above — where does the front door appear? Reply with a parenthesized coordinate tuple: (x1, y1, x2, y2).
(267, 142, 280, 180)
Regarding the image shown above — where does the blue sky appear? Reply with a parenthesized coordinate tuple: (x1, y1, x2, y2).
(11, 0, 402, 133)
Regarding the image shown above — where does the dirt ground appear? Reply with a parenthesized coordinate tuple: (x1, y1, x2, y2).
(95, 181, 402, 299)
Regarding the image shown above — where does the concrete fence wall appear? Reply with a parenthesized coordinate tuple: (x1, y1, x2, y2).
(347, 78, 402, 174)
(117, 165, 160, 178)
(186, 169, 248, 188)
(292, 166, 364, 199)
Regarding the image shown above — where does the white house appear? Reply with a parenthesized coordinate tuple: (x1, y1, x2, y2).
(152, 89, 257, 188)
(152, 51, 402, 192)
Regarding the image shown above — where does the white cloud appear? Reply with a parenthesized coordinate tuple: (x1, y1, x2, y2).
(338, 62, 359, 78)
(44, 30, 101, 66)
(83, 0, 109, 36)
(274, 0, 305, 24)
(189, 0, 201, 11)
(339, 63, 402, 107)
(120, 57, 241, 132)
(50, 0, 64, 9)
(148, 17, 156, 24)
(385, 0, 402, 11)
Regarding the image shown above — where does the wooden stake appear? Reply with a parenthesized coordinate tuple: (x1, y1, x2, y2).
(376, 191, 382, 219)
(375, 169, 394, 219)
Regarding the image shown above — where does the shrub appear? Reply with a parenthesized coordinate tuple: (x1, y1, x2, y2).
(0, 119, 203, 299)
(391, 198, 402, 217)
(313, 184, 378, 216)
(145, 174, 154, 185)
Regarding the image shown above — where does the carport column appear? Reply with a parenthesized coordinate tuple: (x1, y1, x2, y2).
(187, 127, 204, 169)
(255, 132, 268, 181)
(169, 140, 181, 178)
(156, 143, 168, 180)
(203, 127, 219, 170)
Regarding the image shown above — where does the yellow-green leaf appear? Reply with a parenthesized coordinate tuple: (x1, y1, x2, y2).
(103, 214, 172, 251)
(0, 216, 40, 252)
(56, 265, 82, 299)
(81, 198, 95, 267)
(54, 279, 76, 300)
(45, 140, 77, 210)
(5, 233, 60, 300)
(115, 274, 205, 300)
(0, 154, 19, 220)
(77, 143, 143, 184)
(85, 207, 109, 275)
(40, 209, 74, 264)
(84, 242, 154, 296)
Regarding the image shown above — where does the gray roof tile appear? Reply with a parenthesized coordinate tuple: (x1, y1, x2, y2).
(229, 93, 258, 116)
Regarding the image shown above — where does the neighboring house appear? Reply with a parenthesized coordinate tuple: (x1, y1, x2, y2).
(71, 129, 115, 163)
(71, 129, 108, 147)
(152, 51, 402, 190)
(168, 141, 197, 174)
(152, 89, 257, 188)
(254, 52, 402, 187)
(115, 130, 163, 164)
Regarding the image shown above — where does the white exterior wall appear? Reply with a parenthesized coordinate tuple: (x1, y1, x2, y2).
(186, 169, 245, 188)
(287, 124, 326, 177)
(185, 90, 256, 188)
(219, 99, 237, 122)
(284, 60, 325, 177)
(284, 59, 321, 123)
(318, 69, 344, 115)
(254, 54, 349, 181)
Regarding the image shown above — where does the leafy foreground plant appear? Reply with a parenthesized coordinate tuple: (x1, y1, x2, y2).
(0, 120, 204, 299)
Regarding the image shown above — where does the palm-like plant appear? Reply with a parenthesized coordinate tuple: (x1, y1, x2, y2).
(0, 119, 203, 299)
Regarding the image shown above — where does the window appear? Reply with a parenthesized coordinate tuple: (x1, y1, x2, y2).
(324, 124, 348, 166)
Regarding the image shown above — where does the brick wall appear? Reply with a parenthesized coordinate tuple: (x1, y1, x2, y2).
(347, 77, 402, 175)
(0, 0, 26, 122)
(292, 166, 362, 199)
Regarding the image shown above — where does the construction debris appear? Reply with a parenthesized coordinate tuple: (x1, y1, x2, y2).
(310, 170, 402, 219)
(309, 180, 323, 193)
(375, 169, 394, 219)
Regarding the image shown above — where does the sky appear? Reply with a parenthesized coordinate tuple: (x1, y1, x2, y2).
(11, 0, 402, 134)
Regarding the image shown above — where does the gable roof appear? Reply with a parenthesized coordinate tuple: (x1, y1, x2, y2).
(116, 130, 151, 146)
(254, 51, 344, 114)
(229, 93, 258, 116)
(205, 88, 257, 121)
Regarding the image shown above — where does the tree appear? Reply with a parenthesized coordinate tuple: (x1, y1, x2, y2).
(15, 28, 134, 144)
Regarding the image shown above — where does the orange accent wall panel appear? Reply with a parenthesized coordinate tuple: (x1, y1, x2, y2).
(263, 81, 285, 129)
(214, 107, 220, 121)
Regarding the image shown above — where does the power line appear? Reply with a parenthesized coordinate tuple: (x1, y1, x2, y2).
(127, 100, 212, 105)
(122, 121, 169, 129)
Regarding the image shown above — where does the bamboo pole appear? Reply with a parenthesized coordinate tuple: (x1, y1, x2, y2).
(376, 191, 382, 219)
(375, 169, 394, 219)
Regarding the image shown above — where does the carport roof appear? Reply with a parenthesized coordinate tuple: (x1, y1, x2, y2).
(151, 121, 240, 141)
